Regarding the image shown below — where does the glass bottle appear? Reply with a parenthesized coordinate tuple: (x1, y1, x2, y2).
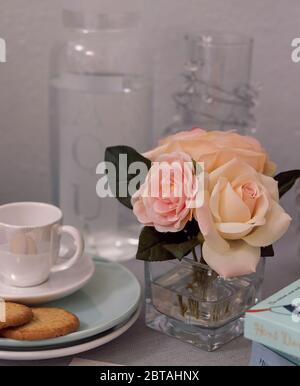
(49, 4, 153, 261)
(165, 32, 257, 136)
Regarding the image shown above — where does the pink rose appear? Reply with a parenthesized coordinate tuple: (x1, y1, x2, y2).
(131, 152, 195, 233)
(144, 128, 276, 176)
(195, 159, 291, 278)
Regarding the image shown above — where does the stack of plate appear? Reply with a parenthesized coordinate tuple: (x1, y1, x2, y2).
(0, 258, 142, 361)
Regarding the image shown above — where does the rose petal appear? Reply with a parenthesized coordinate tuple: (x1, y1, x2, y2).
(219, 182, 251, 223)
(241, 182, 259, 215)
(215, 149, 266, 174)
(248, 193, 269, 225)
(202, 240, 261, 278)
(259, 174, 279, 202)
(264, 160, 277, 176)
(154, 224, 181, 233)
(132, 198, 153, 226)
(216, 222, 254, 239)
(143, 143, 170, 161)
(145, 203, 175, 227)
(196, 197, 230, 254)
(209, 158, 257, 188)
(209, 177, 227, 222)
(153, 200, 175, 214)
(243, 201, 292, 247)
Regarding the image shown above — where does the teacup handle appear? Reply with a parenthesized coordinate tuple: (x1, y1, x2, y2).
(51, 225, 84, 273)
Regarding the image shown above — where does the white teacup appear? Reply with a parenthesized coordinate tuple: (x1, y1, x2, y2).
(0, 202, 85, 287)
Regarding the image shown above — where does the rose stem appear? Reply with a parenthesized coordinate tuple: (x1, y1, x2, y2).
(192, 247, 198, 262)
(199, 244, 206, 264)
(177, 295, 187, 317)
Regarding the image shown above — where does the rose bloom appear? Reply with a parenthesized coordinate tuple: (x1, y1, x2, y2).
(131, 152, 195, 233)
(144, 128, 276, 176)
(195, 159, 291, 278)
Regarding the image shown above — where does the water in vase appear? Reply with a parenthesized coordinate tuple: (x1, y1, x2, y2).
(150, 263, 259, 329)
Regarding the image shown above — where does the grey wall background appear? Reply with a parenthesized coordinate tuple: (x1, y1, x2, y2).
(0, 0, 299, 213)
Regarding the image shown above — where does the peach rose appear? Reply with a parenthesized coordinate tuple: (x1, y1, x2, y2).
(195, 159, 291, 278)
(131, 152, 195, 233)
(144, 128, 276, 176)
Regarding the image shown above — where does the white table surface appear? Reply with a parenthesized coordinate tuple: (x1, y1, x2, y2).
(0, 229, 299, 366)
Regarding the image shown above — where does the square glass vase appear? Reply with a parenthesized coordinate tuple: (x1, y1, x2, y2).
(145, 257, 265, 351)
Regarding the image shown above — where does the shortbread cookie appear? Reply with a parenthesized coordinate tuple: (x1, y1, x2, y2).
(0, 302, 33, 330)
(1, 308, 79, 341)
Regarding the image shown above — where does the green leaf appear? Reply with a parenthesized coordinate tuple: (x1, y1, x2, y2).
(136, 226, 191, 262)
(163, 238, 200, 260)
(261, 245, 274, 258)
(197, 233, 205, 244)
(185, 218, 201, 238)
(105, 146, 151, 209)
(274, 170, 300, 198)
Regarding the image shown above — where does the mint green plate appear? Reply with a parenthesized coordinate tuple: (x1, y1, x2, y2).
(0, 261, 141, 349)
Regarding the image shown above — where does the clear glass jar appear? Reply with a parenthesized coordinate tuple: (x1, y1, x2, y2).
(165, 32, 257, 136)
(49, 8, 153, 261)
(145, 257, 265, 351)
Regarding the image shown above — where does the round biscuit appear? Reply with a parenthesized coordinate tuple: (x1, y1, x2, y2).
(1, 307, 79, 341)
(0, 302, 33, 330)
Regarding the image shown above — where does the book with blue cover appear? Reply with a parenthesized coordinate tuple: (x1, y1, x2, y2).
(244, 279, 300, 358)
(250, 342, 299, 366)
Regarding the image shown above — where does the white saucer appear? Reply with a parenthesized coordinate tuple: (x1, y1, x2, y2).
(0, 306, 141, 361)
(0, 255, 95, 305)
